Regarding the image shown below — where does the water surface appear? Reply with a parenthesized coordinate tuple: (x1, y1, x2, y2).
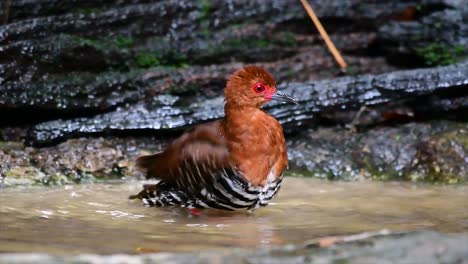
(1, 178, 467, 255)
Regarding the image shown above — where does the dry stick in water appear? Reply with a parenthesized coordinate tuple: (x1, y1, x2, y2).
(300, 0, 348, 71)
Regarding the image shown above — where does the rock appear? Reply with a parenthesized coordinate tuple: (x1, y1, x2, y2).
(3, 121, 466, 186)
(27, 62, 468, 146)
(377, 5, 468, 66)
(255, 231, 468, 264)
(0, 231, 466, 264)
(1, 1, 467, 186)
(2, 0, 456, 121)
(0, 137, 165, 187)
(288, 121, 468, 183)
(0, 1, 304, 83)
(2, 166, 46, 186)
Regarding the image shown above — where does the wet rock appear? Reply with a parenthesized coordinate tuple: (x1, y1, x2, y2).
(1, 0, 454, 122)
(412, 127, 468, 183)
(288, 121, 468, 183)
(1, 1, 467, 186)
(0, 1, 297, 121)
(255, 231, 468, 264)
(0, 70, 151, 116)
(0, 0, 156, 22)
(0, 1, 303, 83)
(2, 166, 46, 186)
(2, 0, 452, 33)
(27, 95, 223, 146)
(0, 231, 466, 264)
(0, 46, 394, 125)
(28, 62, 468, 146)
(2, 121, 466, 186)
(377, 5, 468, 66)
(0, 137, 165, 187)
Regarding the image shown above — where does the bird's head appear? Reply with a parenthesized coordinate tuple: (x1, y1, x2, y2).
(225, 66, 297, 108)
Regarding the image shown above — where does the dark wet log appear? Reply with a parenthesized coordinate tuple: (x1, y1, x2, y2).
(0, 0, 157, 22)
(0, 1, 303, 86)
(3, 0, 428, 82)
(27, 61, 468, 146)
(0, 50, 395, 125)
(0, 65, 245, 126)
(377, 6, 468, 67)
(0, 0, 456, 120)
(1, 0, 450, 27)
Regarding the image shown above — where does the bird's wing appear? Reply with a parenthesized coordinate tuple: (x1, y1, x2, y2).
(136, 121, 232, 196)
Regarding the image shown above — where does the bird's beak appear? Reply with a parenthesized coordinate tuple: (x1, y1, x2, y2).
(270, 90, 298, 104)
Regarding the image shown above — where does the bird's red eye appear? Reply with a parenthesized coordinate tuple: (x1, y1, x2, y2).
(253, 83, 266, 93)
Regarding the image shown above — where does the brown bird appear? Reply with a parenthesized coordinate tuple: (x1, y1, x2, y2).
(131, 66, 297, 211)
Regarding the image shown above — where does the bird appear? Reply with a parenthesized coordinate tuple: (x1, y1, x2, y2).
(130, 65, 297, 212)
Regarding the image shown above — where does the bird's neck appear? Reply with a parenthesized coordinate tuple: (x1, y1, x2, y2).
(223, 104, 286, 186)
(224, 104, 260, 121)
(223, 104, 267, 132)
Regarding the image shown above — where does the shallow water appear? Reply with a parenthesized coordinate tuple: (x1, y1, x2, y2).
(1, 178, 467, 255)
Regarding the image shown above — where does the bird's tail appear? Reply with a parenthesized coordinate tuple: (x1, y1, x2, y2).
(135, 152, 167, 179)
(129, 183, 186, 207)
(135, 153, 163, 171)
(128, 184, 158, 200)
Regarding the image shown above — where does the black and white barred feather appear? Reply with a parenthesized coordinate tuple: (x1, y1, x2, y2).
(136, 168, 282, 211)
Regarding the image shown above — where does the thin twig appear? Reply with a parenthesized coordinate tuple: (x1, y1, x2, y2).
(299, 0, 347, 70)
(345, 106, 368, 132)
(303, 229, 393, 248)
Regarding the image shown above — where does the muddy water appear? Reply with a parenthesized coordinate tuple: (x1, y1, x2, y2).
(1, 178, 467, 255)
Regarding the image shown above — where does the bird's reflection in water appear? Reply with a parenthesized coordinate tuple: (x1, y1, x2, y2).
(155, 207, 285, 249)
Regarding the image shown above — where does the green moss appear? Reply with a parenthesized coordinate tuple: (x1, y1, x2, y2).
(69, 34, 134, 51)
(5, 167, 44, 182)
(256, 39, 270, 48)
(73, 7, 101, 15)
(168, 84, 198, 95)
(370, 171, 393, 181)
(453, 45, 466, 56)
(345, 67, 360, 77)
(75, 37, 100, 48)
(113, 36, 134, 49)
(162, 52, 188, 68)
(394, 134, 401, 141)
(277, 31, 297, 47)
(68, 34, 190, 69)
(198, 0, 212, 35)
(0, 141, 23, 151)
(415, 43, 466, 66)
(424, 171, 461, 184)
(136, 52, 160, 68)
(220, 31, 297, 50)
(199, 0, 212, 19)
(135, 50, 188, 69)
(39, 173, 72, 186)
(356, 154, 401, 181)
(228, 23, 249, 30)
(418, 129, 468, 184)
(223, 38, 273, 49)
